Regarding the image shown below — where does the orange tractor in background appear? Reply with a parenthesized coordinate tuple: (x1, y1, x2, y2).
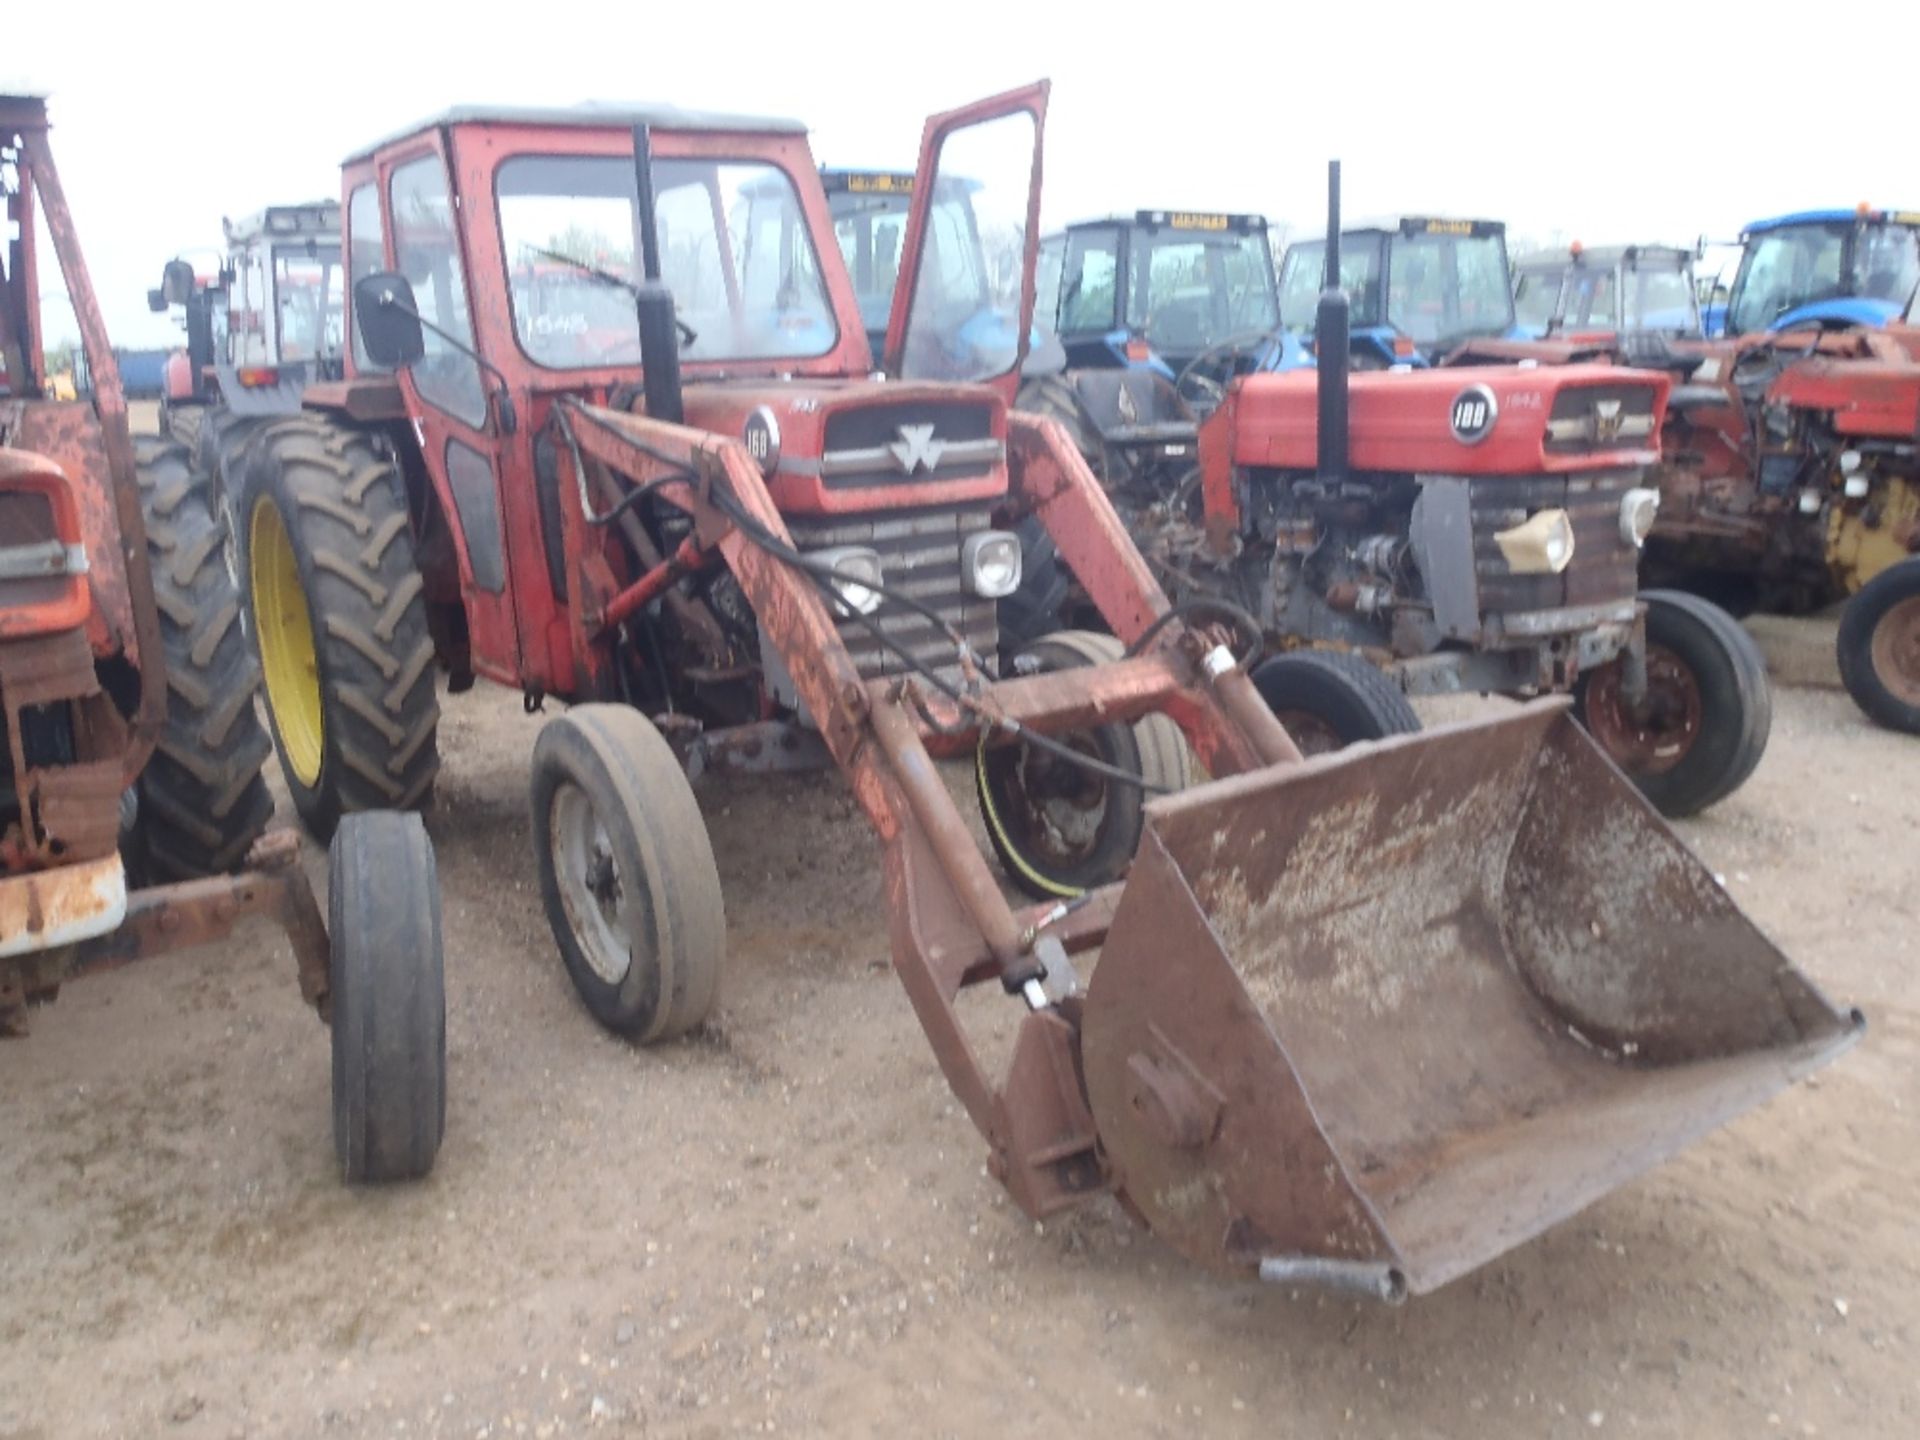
(219, 84, 1861, 1297)
(1, 94, 444, 1182)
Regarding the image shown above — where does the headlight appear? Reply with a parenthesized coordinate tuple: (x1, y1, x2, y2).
(1494, 508, 1576, 575)
(1618, 487, 1660, 548)
(962, 529, 1022, 599)
(811, 545, 884, 616)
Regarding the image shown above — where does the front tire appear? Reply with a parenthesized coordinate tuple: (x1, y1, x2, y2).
(1837, 557, 1920, 734)
(239, 416, 439, 839)
(1575, 589, 1771, 817)
(130, 435, 275, 881)
(530, 706, 725, 1041)
(328, 811, 446, 1184)
(1249, 650, 1421, 756)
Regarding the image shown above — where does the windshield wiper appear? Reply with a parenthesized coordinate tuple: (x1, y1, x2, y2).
(525, 245, 698, 346)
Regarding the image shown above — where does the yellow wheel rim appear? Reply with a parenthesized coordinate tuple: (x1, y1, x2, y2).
(249, 496, 325, 786)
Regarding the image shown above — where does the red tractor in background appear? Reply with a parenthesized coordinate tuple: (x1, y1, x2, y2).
(216, 85, 1863, 1300)
(2, 95, 443, 1181)
(1455, 248, 1920, 735)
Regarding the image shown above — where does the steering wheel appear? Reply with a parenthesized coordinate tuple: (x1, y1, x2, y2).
(1172, 327, 1281, 412)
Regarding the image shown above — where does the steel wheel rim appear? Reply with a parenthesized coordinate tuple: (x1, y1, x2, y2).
(550, 781, 631, 986)
(249, 495, 324, 785)
(984, 736, 1110, 870)
(1869, 594, 1920, 707)
(1582, 646, 1704, 776)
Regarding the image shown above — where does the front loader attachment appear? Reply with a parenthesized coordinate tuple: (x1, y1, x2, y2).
(1081, 701, 1861, 1298)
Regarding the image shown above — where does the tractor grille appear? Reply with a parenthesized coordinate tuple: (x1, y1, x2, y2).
(783, 502, 998, 688)
(1542, 383, 1661, 455)
(818, 400, 1000, 491)
(1471, 470, 1641, 614)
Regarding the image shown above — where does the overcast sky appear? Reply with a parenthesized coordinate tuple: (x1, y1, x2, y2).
(10, 0, 1915, 349)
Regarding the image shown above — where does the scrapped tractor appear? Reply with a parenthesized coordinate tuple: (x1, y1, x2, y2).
(150, 200, 344, 519)
(1276, 214, 1520, 367)
(0, 96, 443, 1181)
(243, 88, 1859, 1296)
(1720, 207, 1920, 338)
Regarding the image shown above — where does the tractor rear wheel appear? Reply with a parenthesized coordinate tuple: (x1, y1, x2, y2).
(530, 705, 725, 1042)
(129, 435, 275, 881)
(1837, 557, 1920, 734)
(1575, 590, 1771, 817)
(328, 810, 446, 1183)
(239, 416, 439, 840)
(1249, 650, 1421, 756)
(977, 630, 1193, 901)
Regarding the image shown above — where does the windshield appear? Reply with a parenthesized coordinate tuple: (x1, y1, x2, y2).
(1277, 232, 1386, 332)
(1622, 258, 1699, 335)
(1121, 225, 1278, 356)
(828, 187, 912, 339)
(1726, 219, 1920, 334)
(1512, 266, 1564, 331)
(495, 154, 837, 369)
(1385, 230, 1512, 347)
(274, 243, 343, 363)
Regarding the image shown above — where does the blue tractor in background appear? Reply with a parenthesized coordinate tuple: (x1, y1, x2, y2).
(1717, 208, 1920, 337)
(1275, 217, 1519, 367)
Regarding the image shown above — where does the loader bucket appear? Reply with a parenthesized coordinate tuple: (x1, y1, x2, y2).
(1080, 700, 1860, 1298)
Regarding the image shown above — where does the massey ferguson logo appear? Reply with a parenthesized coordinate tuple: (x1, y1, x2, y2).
(1592, 398, 1624, 444)
(888, 423, 947, 475)
(1449, 384, 1499, 445)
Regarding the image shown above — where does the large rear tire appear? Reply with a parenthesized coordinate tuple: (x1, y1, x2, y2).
(328, 811, 446, 1184)
(977, 630, 1192, 901)
(129, 435, 275, 881)
(1575, 590, 1771, 817)
(1837, 556, 1920, 734)
(239, 416, 439, 840)
(1249, 650, 1421, 756)
(530, 705, 725, 1042)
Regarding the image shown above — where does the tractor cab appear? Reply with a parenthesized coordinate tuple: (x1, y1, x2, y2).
(1278, 217, 1516, 366)
(1511, 244, 1702, 343)
(1033, 210, 1279, 384)
(1723, 208, 1920, 337)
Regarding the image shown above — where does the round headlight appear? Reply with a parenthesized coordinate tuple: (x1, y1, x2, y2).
(811, 545, 884, 615)
(1493, 507, 1576, 575)
(1618, 486, 1660, 548)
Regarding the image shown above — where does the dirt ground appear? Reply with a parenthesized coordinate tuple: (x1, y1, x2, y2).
(3, 600, 1915, 1438)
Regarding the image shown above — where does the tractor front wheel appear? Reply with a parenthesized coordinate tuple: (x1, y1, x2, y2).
(328, 810, 446, 1183)
(530, 705, 726, 1041)
(977, 630, 1193, 901)
(1575, 590, 1771, 817)
(1837, 556, 1920, 734)
(239, 416, 439, 839)
(1249, 650, 1421, 756)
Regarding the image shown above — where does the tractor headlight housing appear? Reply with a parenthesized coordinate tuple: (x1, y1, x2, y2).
(1618, 487, 1660, 548)
(1494, 507, 1576, 575)
(962, 529, 1023, 599)
(811, 545, 884, 616)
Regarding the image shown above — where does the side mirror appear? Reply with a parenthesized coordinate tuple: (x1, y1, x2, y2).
(353, 271, 426, 368)
(159, 259, 196, 306)
(147, 288, 167, 314)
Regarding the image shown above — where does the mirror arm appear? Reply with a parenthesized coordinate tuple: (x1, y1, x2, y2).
(385, 296, 518, 435)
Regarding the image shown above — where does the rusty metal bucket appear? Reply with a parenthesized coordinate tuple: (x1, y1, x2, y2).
(1081, 700, 1861, 1299)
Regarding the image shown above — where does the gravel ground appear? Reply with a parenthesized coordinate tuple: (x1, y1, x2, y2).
(1, 601, 1914, 1440)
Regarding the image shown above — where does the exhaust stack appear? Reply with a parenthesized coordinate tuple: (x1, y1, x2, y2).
(1316, 159, 1349, 485)
(630, 123, 685, 425)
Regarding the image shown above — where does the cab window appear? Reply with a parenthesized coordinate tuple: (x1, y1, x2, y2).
(389, 154, 486, 425)
(347, 184, 389, 374)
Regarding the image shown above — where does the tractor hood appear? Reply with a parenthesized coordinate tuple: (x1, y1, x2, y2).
(1202, 365, 1671, 477)
(682, 378, 1008, 517)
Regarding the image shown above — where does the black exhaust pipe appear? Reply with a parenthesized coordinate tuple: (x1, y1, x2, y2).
(631, 123, 685, 425)
(1316, 160, 1348, 485)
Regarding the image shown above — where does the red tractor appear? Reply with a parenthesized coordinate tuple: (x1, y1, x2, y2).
(2, 95, 443, 1181)
(1456, 251, 1920, 734)
(225, 86, 1859, 1298)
